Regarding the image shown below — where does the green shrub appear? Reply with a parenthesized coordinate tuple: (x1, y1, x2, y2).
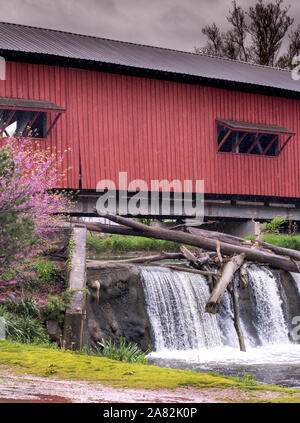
(86, 234, 106, 252)
(3, 296, 41, 319)
(41, 290, 73, 327)
(93, 337, 150, 364)
(30, 258, 64, 285)
(260, 216, 286, 234)
(0, 305, 48, 344)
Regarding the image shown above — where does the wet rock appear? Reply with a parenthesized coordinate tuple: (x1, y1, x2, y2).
(87, 262, 151, 351)
(279, 270, 300, 343)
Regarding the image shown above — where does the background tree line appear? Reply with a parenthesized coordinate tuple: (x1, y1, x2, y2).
(196, 0, 300, 68)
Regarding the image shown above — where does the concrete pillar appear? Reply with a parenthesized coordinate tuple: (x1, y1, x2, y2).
(220, 220, 260, 238)
(63, 224, 87, 350)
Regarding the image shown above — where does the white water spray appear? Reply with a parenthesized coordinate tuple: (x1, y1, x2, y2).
(140, 267, 222, 350)
(140, 264, 300, 387)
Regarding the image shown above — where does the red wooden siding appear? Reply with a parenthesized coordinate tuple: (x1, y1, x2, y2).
(0, 60, 299, 198)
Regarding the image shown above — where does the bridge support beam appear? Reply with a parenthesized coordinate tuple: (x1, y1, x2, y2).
(71, 191, 300, 222)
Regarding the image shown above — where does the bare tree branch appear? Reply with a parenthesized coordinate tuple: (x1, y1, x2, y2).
(196, 0, 295, 68)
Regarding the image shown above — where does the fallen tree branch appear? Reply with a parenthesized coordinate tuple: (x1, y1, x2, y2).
(187, 227, 246, 246)
(92, 251, 185, 264)
(158, 264, 221, 277)
(216, 240, 223, 263)
(180, 246, 211, 268)
(188, 226, 300, 262)
(96, 214, 300, 273)
(239, 263, 250, 287)
(228, 285, 246, 352)
(205, 253, 246, 314)
(82, 219, 300, 264)
(81, 221, 139, 236)
(253, 239, 300, 261)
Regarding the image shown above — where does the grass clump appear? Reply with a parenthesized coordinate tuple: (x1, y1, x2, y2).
(246, 217, 300, 250)
(0, 304, 48, 344)
(246, 234, 300, 251)
(2, 296, 41, 319)
(93, 337, 150, 364)
(0, 289, 74, 342)
(242, 373, 258, 386)
(87, 233, 179, 254)
(262, 234, 300, 251)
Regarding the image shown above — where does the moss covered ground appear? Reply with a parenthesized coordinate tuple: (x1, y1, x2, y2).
(0, 341, 299, 402)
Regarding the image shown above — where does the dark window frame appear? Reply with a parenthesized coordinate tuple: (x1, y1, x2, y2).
(0, 98, 65, 140)
(0, 108, 63, 139)
(0, 109, 48, 139)
(216, 119, 295, 157)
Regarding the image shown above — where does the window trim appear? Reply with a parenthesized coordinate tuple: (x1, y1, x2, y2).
(216, 119, 295, 157)
(0, 97, 65, 139)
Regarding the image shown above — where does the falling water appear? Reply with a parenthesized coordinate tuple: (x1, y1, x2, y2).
(140, 264, 300, 387)
(247, 265, 289, 345)
(140, 266, 222, 350)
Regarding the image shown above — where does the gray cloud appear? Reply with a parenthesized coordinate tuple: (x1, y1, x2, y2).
(0, 0, 299, 52)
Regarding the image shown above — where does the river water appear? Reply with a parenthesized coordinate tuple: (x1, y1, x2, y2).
(140, 266, 300, 388)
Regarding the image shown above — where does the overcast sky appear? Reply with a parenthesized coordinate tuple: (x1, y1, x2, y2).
(0, 0, 299, 52)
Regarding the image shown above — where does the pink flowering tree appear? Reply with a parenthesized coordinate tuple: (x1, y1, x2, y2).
(0, 138, 70, 288)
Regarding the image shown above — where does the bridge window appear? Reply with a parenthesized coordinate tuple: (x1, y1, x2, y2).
(0, 109, 47, 138)
(0, 97, 65, 139)
(217, 119, 295, 156)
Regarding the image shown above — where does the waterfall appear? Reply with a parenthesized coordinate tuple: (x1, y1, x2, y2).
(140, 266, 222, 351)
(141, 264, 297, 352)
(247, 265, 289, 345)
(141, 264, 300, 387)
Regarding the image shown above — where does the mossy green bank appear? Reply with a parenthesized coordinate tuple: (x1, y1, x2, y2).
(0, 341, 299, 401)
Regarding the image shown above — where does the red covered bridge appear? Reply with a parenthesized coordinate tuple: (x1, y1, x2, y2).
(0, 22, 299, 223)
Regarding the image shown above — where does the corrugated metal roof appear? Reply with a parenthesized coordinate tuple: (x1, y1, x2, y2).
(0, 96, 66, 111)
(0, 21, 299, 95)
(217, 119, 295, 135)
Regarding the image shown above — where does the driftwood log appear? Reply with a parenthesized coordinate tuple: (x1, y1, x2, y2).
(98, 251, 185, 264)
(83, 221, 138, 236)
(157, 264, 220, 277)
(81, 219, 300, 261)
(82, 219, 300, 268)
(205, 254, 246, 314)
(188, 227, 300, 261)
(91, 214, 300, 273)
(228, 285, 246, 352)
(86, 251, 185, 265)
(187, 227, 246, 246)
(180, 246, 211, 268)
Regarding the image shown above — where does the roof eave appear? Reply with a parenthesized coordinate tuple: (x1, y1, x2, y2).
(1, 49, 300, 101)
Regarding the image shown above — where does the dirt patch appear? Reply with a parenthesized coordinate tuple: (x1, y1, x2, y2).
(0, 366, 298, 403)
